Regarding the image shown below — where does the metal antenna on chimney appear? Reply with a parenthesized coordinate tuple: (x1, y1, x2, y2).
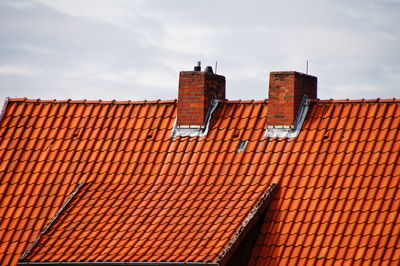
(306, 60, 309, 74)
(215, 61, 218, 74)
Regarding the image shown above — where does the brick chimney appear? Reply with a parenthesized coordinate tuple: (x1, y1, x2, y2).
(177, 63, 225, 127)
(267, 71, 317, 128)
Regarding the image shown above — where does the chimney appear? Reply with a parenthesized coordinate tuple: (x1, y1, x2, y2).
(267, 71, 317, 128)
(177, 63, 225, 128)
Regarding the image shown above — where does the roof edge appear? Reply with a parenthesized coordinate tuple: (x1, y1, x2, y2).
(18, 262, 219, 266)
(217, 183, 277, 265)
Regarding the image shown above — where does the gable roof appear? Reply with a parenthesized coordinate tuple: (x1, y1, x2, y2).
(1, 98, 272, 265)
(1, 97, 400, 265)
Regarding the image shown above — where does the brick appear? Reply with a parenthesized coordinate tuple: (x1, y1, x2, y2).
(177, 70, 225, 126)
(268, 71, 317, 127)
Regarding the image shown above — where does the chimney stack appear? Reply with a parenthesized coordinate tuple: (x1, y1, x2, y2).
(267, 71, 317, 128)
(177, 63, 225, 128)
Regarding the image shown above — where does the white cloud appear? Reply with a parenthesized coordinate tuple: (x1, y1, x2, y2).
(0, 0, 399, 103)
(163, 24, 221, 56)
(63, 63, 175, 89)
(383, 66, 400, 85)
(0, 65, 46, 77)
(32, 0, 147, 27)
(0, 0, 35, 9)
(17, 44, 54, 54)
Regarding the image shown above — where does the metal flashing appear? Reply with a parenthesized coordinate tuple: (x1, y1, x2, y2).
(19, 182, 87, 262)
(0, 97, 10, 124)
(236, 140, 248, 153)
(264, 96, 310, 138)
(171, 98, 219, 138)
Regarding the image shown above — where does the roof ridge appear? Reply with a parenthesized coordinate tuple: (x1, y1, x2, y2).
(217, 183, 277, 265)
(9, 98, 270, 104)
(8, 98, 178, 104)
(9, 98, 400, 105)
(312, 98, 400, 103)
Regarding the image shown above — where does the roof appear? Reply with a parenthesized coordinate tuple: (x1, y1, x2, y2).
(250, 99, 400, 265)
(1, 98, 271, 265)
(0, 98, 400, 265)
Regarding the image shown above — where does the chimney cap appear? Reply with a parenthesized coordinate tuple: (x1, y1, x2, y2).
(204, 66, 213, 74)
(270, 71, 317, 79)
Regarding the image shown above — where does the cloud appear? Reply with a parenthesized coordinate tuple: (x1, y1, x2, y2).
(0, 65, 46, 77)
(0, 0, 399, 104)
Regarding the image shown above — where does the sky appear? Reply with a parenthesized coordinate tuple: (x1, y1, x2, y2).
(0, 0, 399, 105)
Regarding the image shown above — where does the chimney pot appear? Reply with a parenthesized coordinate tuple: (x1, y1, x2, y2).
(194, 61, 201, 71)
(204, 66, 213, 74)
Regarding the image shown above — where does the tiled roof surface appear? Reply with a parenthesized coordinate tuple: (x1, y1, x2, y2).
(0, 99, 110, 265)
(0, 98, 272, 264)
(250, 99, 400, 265)
(1, 98, 400, 265)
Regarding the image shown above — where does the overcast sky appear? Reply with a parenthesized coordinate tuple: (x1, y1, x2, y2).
(0, 0, 399, 104)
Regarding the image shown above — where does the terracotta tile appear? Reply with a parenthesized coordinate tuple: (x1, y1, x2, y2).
(0, 99, 399, 265)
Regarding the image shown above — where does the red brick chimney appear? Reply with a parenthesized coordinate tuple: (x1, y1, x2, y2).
(177, 64, 225, 127)
(267, 71, 317, 128)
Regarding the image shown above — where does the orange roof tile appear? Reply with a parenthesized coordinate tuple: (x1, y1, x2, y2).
(249, 100, 400, 265)
(0, 98, 400, 265)
(0, 99, 273, 264)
